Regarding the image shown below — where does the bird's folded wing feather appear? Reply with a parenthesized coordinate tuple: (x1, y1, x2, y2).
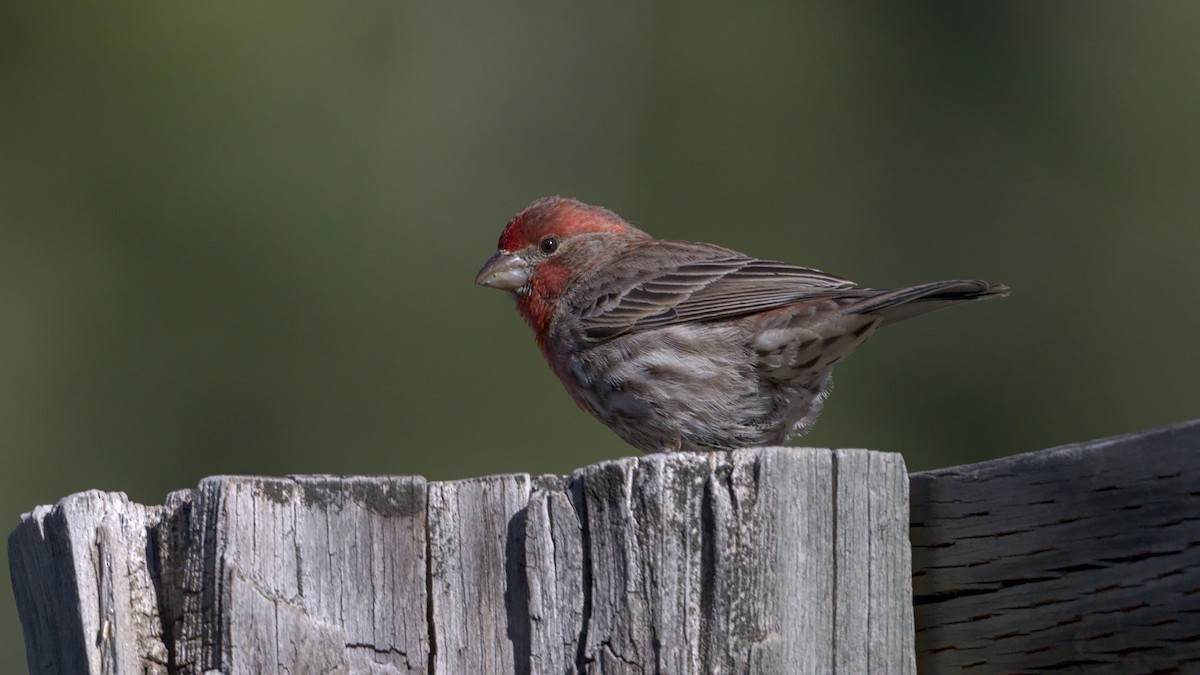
(577, 241, 858, 340)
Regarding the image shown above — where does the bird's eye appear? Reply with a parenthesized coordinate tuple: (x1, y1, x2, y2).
(539, 235, 559, 254)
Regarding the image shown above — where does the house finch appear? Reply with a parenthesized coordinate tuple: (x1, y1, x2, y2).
(476, 196, 1007, 453)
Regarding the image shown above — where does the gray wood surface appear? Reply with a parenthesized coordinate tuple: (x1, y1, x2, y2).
(9, 490, 169, 674)
(911, 419, 1200, 673)
(159, 475, 431, 673)
(9, 447, 914, 674)
(428, 474, 532, 674)
(563, 448, 912, 673)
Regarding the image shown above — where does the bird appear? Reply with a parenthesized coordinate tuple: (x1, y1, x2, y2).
(476, 196, 1007, 453)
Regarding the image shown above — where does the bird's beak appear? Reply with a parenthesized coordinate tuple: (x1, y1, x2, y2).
(475, 250, 530, 292)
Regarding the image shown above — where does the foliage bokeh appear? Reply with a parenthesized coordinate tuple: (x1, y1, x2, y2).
(3, 3, 1197, 667)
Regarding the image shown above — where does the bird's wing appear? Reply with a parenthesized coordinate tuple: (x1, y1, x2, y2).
(576, 241, 859, 340)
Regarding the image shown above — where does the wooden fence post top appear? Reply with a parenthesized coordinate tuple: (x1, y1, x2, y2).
(10, 447, 914, 674)
(13, 420, 1199, 673)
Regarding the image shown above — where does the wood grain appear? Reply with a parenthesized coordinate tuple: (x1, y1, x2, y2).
(911, 419, 1200, 673)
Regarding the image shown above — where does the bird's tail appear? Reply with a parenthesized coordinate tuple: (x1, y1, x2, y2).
(851, 280, 1009, 326)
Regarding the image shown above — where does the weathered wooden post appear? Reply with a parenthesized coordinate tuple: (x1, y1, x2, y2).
(10, 448, 915, 674)
(14, 420, 1200, 673)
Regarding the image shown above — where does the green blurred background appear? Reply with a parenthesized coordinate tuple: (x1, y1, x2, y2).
(3, 3, 1197, 667)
